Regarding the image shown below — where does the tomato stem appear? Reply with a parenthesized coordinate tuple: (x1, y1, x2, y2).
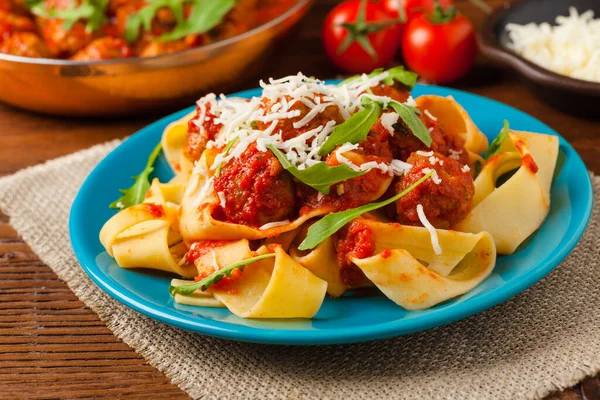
(428, 1, 457, 24)
(336, 0, 404, 59)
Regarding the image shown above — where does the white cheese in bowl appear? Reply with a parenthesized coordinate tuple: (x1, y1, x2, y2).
(506, 7, 600, 82)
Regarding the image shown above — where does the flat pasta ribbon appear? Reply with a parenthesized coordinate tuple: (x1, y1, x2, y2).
(111, 219, 196, 277)
(350, 219, 496, 310)
(454, 130, 559, 254)
(290, 236, 348, 297)
(99, 178, 195, 277)
(415, 95, 489, 166)
(161, 113, 196, 182)
(207, 244, 328, 318)
(170, 279, 225, 308)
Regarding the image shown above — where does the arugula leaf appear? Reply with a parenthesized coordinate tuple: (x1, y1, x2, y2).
(485, 120, 510, 160)
(125, 0, 184, 43)
(388, 100, 432, 147)
(109, 142, 162, 210)
(317, 97, 381, 156)
(127, 0, 235, 43)
(29, 0, 108, 32)
(214, 136, 238, 178)
(158, 0, 234, 41)
(298, 170, 434, 251)
(169, 253, 276, 295)
(267, 145, 366, 195)
(339, 66, 418, 90)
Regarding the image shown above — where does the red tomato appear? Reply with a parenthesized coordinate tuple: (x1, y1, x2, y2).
(322, 0, 401, 74)
(401, 8, 476, 84)
(381, 0, 454, 24)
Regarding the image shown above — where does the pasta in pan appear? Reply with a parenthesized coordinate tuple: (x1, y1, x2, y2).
(100, 67, 559, 319)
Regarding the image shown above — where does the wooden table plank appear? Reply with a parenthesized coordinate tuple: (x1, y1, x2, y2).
(0, 0, 599, 398)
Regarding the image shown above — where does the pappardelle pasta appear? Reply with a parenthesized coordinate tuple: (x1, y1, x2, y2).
(100, 67, 559, 319)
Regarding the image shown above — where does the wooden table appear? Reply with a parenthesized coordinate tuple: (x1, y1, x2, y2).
(1, 1, 598, 398)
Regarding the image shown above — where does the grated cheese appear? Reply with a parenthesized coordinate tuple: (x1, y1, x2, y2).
(190, 71, 421, 197)
(380, 112, 400, 136)
(217, 191, 227, 208)
(417, 204, 442, 255)
(422, 167, 442, 184)
(424, 109, 437, 121)
(461, 164, 471, 173)
(506, 7, 600, 82)
(416, 150, 434, 157)
(211, 251, 220, 272)
(448, 149, 463, 160)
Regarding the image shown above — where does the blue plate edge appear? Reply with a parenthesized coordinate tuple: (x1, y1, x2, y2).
(68, 84, 594, 346)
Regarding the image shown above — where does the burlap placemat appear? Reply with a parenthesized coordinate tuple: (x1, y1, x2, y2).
(0, 140, 598, 400)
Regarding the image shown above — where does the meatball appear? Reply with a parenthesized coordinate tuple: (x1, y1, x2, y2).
(0, 10, 35, 33)
(256, 94, 344, 142)
(335, 220, 374, 287)
(390, 108, 469, 164)
(0, 0, 11, 12)
(299, 126, 393, 214)
(393, 152, 474, 228)
(369, 82, 410, 103)
(70, 37, 131, 61)
(36, 18, 93, 56)
(213, 143, 296, 227)
(0, 32, 51, 57)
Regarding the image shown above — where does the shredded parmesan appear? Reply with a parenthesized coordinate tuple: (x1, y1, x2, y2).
(448, 149, 463, 160)
(424, 109, 437, 121)
(211, 251, 220, 272)
(422, 167, 442, 184)
(461, 164, 471, 173)
(416, 150, 434, 157)
(416, 204, 442, 255)
(189, 71, 421, 197)
(506, 7, 600, 82)
(217, 191, 227, 208)
(380, 112, 400, 135)
(259, 220, 290, 230)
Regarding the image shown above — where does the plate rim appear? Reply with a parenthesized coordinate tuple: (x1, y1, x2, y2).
(69, 84, 593, 345)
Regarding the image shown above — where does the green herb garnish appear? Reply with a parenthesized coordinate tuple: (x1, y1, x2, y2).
(214, 136, 238, 178)
(27, 0, 108, 31)
(388, 100, 432, 147)
(109, 142, 162, 210)
(318, 97, 381, 156)
(267, 145, 366, 194)
(298, 170, 434, 250)
(339, 66, 418, 90)
(484, 120, 510, 160)
(125, 0, 235, 43)
(169, 253, 276, 295)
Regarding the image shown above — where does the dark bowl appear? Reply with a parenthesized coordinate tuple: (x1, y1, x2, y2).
(479, 0, 600, 117)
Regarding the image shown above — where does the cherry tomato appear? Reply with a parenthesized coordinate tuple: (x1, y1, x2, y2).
(323, 0, 401, 74)
(381, 0, 454, 24)
(401, 5, 476, 84)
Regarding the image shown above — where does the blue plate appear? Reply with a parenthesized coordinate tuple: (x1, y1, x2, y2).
(69, 84, 593, 345)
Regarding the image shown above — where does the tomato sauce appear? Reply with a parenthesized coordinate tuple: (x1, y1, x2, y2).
(185, 103, 223, 162)
(336, 221, 376, 268)
(521, 154, 539, 173)
(213, 143, 296, 227)
(0, 0, 298, 60)
(145, 203, 164, 218)
(186, 240, 233, 263)
(393, 152, 474, 228)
